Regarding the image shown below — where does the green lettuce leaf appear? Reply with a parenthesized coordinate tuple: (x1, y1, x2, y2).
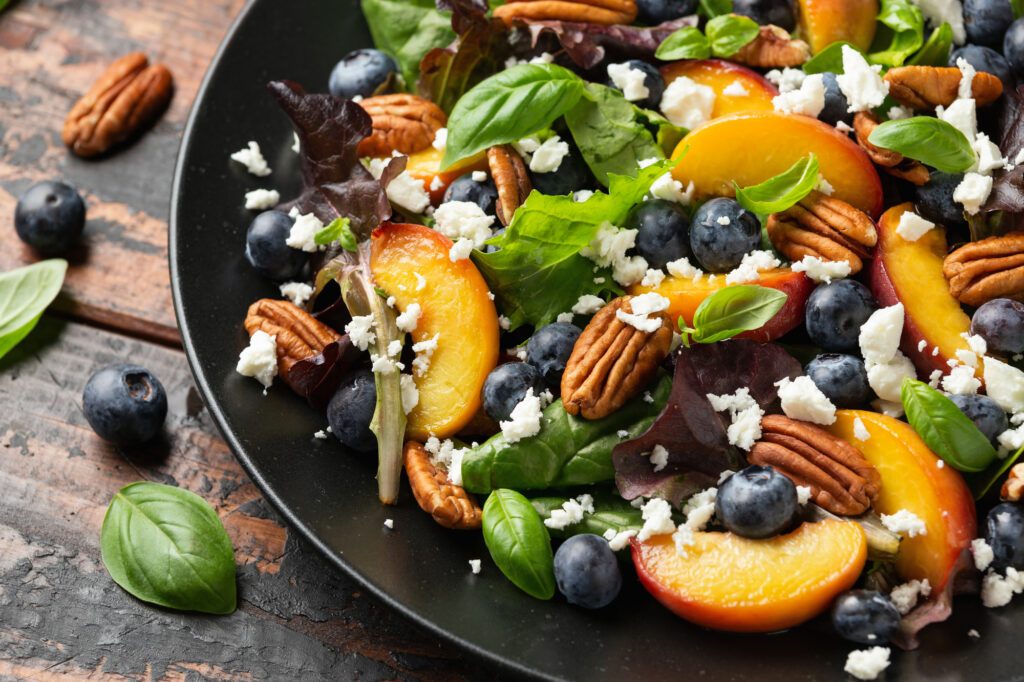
(360, 0, 457, 87)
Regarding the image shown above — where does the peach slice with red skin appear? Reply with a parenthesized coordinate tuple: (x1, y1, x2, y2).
(629, 268, 814, 342)
(660, 59, 778, 119)
(797, 0, 879, 54)
(826, 410, 977, 592)
(374, 148, 488, 206)
(869, 203, 981, 381)
(670, 111, 884, 218)
(369, 223, 499, 441)
(632, 520, 866, 632)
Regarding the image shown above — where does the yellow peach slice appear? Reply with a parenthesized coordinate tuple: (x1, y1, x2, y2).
(797, 0, 879, 54)
(661, 59, 778, 119)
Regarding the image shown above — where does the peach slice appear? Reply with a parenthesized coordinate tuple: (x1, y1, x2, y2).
(869, 203, 980, 381)
(827, 410, 977, 592)
(374, 148, 488, 205)
(670, 111, 884, 218)
(370, 223, 499, 441)
(632, 520, 866, 632)
(661, 59, 778, 119)
(797, 0, 879, 54)
(628, 268, 814, 342)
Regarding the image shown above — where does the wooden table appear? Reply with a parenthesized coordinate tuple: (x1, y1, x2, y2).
(0, 2, 495, 679)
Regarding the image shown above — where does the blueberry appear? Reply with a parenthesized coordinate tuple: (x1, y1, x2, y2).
(830, 590, 902, 645)
(326, 368, 377, 452)
(635, 0, 697, 24)
(714, 465, 798, 539)
(949, 45, 1014, 86)
(605, 60, 666, 111)
(624, 199, 692, 270)
(83, 365, 168, 447)
(971, 298, 1024, 355)
(818, 72, 853, 128)
(950, 394, 1008, 445)
(245, 210, 308, 281)
(984, 502, 1024, 574)
(805, 353, 872, 408)
(914, 172, 968, 232)
(483, 227, 505, 254)
(688, 198, 761, 273)
(482, 362, 546, 422)
(553, 534, 622, 609)
(14, 180, 86, 255)
(526, 322, 582, 388)
(1005, 18, 1024, 77)
(731, 0, 797, 31)
(964, 0, 1015, 48)
(442, 174, 498, 216)
(804, 279, 878, 353)
(328, 48, 398, 99)
(529, 145, 595, 196)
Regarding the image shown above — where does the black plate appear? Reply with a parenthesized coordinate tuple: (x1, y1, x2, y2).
(170, 1, 1020, 679)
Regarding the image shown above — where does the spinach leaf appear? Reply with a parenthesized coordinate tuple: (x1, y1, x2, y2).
(734, 154, 819, 214)
(868, 0, 924, 67)
(655, 27, 712, 60)
(690, 285, 789, 343)
(900, 378, 998, 472)
(637, 107, 687, 157)
(482, 489, 556, 599)
(705, 14, 761, 57)
(968, 444, 1024, 499)
(802, 41, 860, 74)
(100, 482, 236, 614)
(698, 0, 732, 18)
(531, 491, 644, 539)
(0, 259, 67, 361)
(565, 83, 664, 186)
(461, 374, 671, 493)
(360, 0, 456, 87)
(909, 22, 953, 66)
(867, 116, 975, 173)
(314, 217, 357, 251)
(442, 64, 585, 168)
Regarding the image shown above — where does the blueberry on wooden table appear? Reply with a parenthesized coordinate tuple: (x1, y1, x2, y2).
(830, 590, 902, 645)
(818, 72, 853, 128)
(689, 197, 761, 273)
(482, 362, 546, 423)
(526, 322, 582, 389)
(328, 48, 398, 99)
(327, 368, 378, 452)
(949, 45, 1014, 85)
(605, 60, 666, 111)
(971, 298, 1024, 355)
(804, 353, 872, 408)
(624, 199, 692, 271)
(442, 174, 498, 216)
(245, 210, 307, 281)
(949, 394, 1008, 445)
(714, 465, 798, 539)
(985, 503, 1024, 575)
(964, 0, 1015, 49)
(635, 0, 697, 25)
(732, 0, 797, 31)
(804, 279, 878, 354)
(553, 534, 622, 609)
(83, 365, 168, 447)
(14, 180, 85, 255)
(914, 172, 968, 232)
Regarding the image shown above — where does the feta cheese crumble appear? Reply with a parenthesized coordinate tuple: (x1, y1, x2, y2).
(954, 172, 993, 215)
(432, 127, 448, 151)
(244, 188, 280, 210)
(411, 333, 439, 376)
(973, 538, 995, 571)
(796, 485, 812, 505)
(572, 294, 605, 315)
(649, 444, 669, 472)
(881, 509, 927, 537)
(236, 330, 277, 388)
(544, 494, 595, 530)
(911, 0, 965, 44)
(286, 211, 326, 252)
(981, 567, 1024, 607)
(706, 387, 765, 451)
(395, 302, 422, 333)
(790, 255, 851, 283)
(835, 46, 889, 113)
(616, 292, 670, 332)
(725, 250, 781, 285)
(433, 200, 495, 247)
(844, 647, 891, 680)
(775, 375, 837, 425)
(765, 67, 806, 93)
(499, 388, 544, 443)
(384, 518, 394, 529)
(772, 73, 826, 117)
(279, 281, 314, 308)
(649, 173, 694, 204)
(721, 81, 750, 97)
(581, 221, 648, 286)
(345, 314, 376, 350)
(895, 211, 935, 242)
(472, 170, 488, 182)
(859, 304, 905, 366)
(231, 141, 271, 176)
(867, 351, 917, 403)
(528, 135, 570, 173)
(468, 559, 482, 574)
(637, 498, 676, 542)
(983, 357, 1024, 413)
(604, 528, 637, 551)
(943, 364, 981, 395)
(660, 76, 716, 129)
(890, 579, 931, 614)
(400, 374, 419, 415)
(607, 62, 651, 102)
(853, 417, 871, 441)
(449, 238, 475, 261)
(314, 429, 329, 440)
(682, 487, 717, 531)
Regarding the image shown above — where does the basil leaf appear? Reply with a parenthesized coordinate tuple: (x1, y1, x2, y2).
(734, 154, 819, 214)
(802, 41, 860, 74)
(360, 0, 456, 87)
(706, 14, 760, 57)
(1014, 0, 1024, 19)
(564, 83, 664, 186)
(867, 116, 975, 173)
(698, 0, 732, 17)
(314, 217, 357, 251)
(442, 64, 585, 169)
(482, 489, 556, 599)
(900, 378, 998, 472)
(0, 259, 67, 360)
(868, 0, 924, 67)
(909, 22, 953, 66)
(100, 482, 236, 614)
(655, 27, 712, 60)
(968, 444, 1024, 500)
(691, 285, 788, 343)
(531, 491, 644, 540)
(461, 374, 671, 493)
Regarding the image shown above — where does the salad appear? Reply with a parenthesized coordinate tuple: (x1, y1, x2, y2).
(227, 0, 1024, 678)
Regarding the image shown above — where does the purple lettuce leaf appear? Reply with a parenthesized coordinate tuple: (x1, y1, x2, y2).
(524, 18, 695, 70)
(287, 337, 363, 411)
(613, 340, 801, 505)
(435, 0, 488, 34)
(894, 548, 974, 650)
(975, 86, 1024, 237)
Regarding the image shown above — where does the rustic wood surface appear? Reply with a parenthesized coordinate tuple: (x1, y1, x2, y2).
(0, 2, 497, 679)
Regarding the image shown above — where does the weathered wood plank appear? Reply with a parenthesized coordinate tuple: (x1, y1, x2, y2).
(0, 317, 492, 680)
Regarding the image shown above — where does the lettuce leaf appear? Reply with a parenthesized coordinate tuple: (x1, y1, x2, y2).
(361, 0, 457, 87)
(522, 18, 694, 69)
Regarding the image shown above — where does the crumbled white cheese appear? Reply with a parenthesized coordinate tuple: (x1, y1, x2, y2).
(943, 364, 981, 395)
(607, 62, 651, 102)
(775, 375, 837, 425)
(231, 141, 271, 176)
(648, 444, 669, 473)
(722, 81, 750, 97)
(939, 98, 978, 143)
(928, 369, 944, 388)
(395, 303, 421, 333)
(765, 67, 806, 93)
(236, 330, 278, 388)
(616, 292, 670, 332)
(672, 523, 695, 556)
(716, 216, 731, 226)
(888, 105, 913, 120)
(725, 250, 781, 285)
(982, 567, 1024, 607)
(471, 170, 488, 183)
(413, 272, 427, 291)
(637, 498, 677, 542)
(772, 73, 825, 117)
(890, 579, 931, 615)
(790, 255, 851, 283)
(432, 127, 448, 151)
(345, 314, 376, 350)
(574, 189, 595, 203)
(866, 351, 917, 402)
(286, 211, 326, 252)
(853, 417, 871, 441)
(572, 294, 605, 315)
(411, 333, 439, 376)
(911, 0, 965, 44)
(895, 211, 935, 242)
(529, 135, 570, 174)
(836, 46, 889, 113)
(816, 175, 835, 196)
(641, 268, 666, 288)
(468, 559, 482, 574)
(963, 333, 988, 357)
(555, 312, 573, 324)
(314, 429, 328, 440)
(649, 173, 694, 205)
(881, 509, 927, 537)
(836, 120, 854, 133)
(998, 423, 1024, 455)
(796, 485, 812, 505)
(581, 221, 648, 286)
(449, 238, 475, 261)
(400, 374, 419, 414)
(430, 175, 444, 192)
(279, 281, 314, 308)
(643, 391, 654, 403)
(498, 315, 511, 331)
(954, 172, 994, 215)
(666, 257, 701, 279)
(844, 647, 891, 681)
(512, 135, 541, 160)
(500, 388, 544, 443)
(245, 188, 280, 210)
(956, 56, 976, 100)
(433, 200, 494, 248)
(291, 132, 300, 154)
(682, 487, 717, 531)
(974, 132, 1006, 174)
(603, 528, 637, 552)
(387, 170, 432, 214)
(973, 538, 995, 572)
(370, 353, 402, 375)
(544, 494, 595, 530)
(968, 628, 981, 638)
(706, 387, 765, 451)
(384, 518, 394, 529)
(859, 304, 905, 366)
(872, 398, 905, 418)
(660, 76, 716, 130)
(984, 357, 1024, 413)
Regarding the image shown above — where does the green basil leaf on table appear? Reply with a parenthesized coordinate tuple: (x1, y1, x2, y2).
(100, 481, 237, 614)
(655, 27, 712, 60)
(531, 492, 644, 539)
(698, 0, 732, 18)
(900, 378, 998, 472)
(909, 22, 953, 66)
(868, 0, 924, 67)
(802, 41, 860, 74)
(314, 217, 357, 251)
(734, 154, 819, 214)
(461, 373, 671, 493)
(482, 489, 556, 599)
(360, 0, 456, 87)
(968, 444, 1024, 500)
(705, 14, 761, 58)
(441, 64, 585, 169)
(691, 285, 789, 343)
(867, 117, 975, 173)
(0, 258, 67, 361)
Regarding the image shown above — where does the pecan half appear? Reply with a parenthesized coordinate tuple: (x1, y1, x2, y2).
(883, 66, 1003, 110)
(244, 298, 341, 377)
(766, 189, 878, 274)
(731, 24, 811, 68)
(853, 112, 930, 186)
(494, 0, 637, 25)
(943, 232, 1024, 306)
(404, 441, 483, 529)
(62, 52, 173, 157)
(561, 296, 673, 420)
(356, 94, 446, 157)
(1002, 463, 1024, 502)
(749, 414, 882, 515)
(488, 144, 532, 226)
